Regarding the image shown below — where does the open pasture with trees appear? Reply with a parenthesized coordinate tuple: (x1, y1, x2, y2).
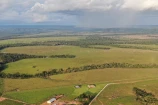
(0, 36, 84, 45)
(91, 79, 158, 105)
(3, 68, 158, 104)
(2, 45, 158, 74)
(4, 68, 158, 92)
(1, 34, 158, 104)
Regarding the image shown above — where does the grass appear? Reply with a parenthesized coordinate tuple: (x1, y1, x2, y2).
(4, 68, 158, 92)
(0, 36, 84, 45)
(5, 84, 105, 104)
(2, 45, 158, 74)
(92, 80, 158, 105)
(0, 99, 23, 105)
(4, 68, 158, 104)
(1, 36, 158, 104)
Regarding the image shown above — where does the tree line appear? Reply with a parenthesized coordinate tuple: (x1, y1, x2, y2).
(34, 63, 158, 78)
(1, 62, 158, 79)
(111, 44, 158, 51)
(0, 53, 76, 64)
(133, 87, 158, 105)
(0, 53, 47, 63)
(50, 54, 76, 58)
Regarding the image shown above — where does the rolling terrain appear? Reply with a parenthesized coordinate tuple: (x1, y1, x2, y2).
(0, 34, 158, 105)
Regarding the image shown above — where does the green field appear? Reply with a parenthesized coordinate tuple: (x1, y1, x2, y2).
(4, 68, 158, 92)
(0, 36, 84, 45)
(1, 34, 158, 105)
(92, 80, 158, 105)
(2, 45, 158, 74)
(5, 84, 105, 104)
(0, 99, 23, 105)
(2, 68, 158, 104)
(3, 68, 158, 104)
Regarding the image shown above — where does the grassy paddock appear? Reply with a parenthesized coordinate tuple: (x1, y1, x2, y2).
(2, 45, 158, 74)
(0, 99, 23, 105)
(0, 36, 84, 45)
(4, 68, 158, 92)
(92, 80, 158, 105)
(4, 68, 158, 104)
(5, 84, 105, 104)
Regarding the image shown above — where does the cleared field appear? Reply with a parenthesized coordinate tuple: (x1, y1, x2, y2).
(2, 45, 158, 74)
(5, 84, 105, 104)
(92, 80, 158, 105)
(0, 99, 23, 105)
(4, 68, 158, 92)
(0, 36, 84, 45)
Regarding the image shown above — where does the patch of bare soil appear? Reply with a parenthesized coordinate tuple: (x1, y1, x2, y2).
(0, 97, 6, 102)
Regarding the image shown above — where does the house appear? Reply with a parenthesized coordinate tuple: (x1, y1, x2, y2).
(47, 98, 56, 104)
(75, 85, 82, 88)
(88, 84, 96, 88)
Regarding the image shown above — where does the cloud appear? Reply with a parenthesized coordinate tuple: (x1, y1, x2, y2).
(121, 0, 158, 11)
(1, 0, 158, 26)
(30, 0, 118, 13)
(30, 0, 158, 13)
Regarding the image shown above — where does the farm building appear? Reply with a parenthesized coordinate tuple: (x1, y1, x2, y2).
(47, 98, 56, 104)
(75, 85, 82, 88)
(88, 84, 96, 88)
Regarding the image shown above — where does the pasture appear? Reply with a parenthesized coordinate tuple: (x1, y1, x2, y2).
(2, 68, 158, 104)
(92, 79, 158, 105)
(2, 45, 158, 74)
(4, 68, 158, 92)
(0, 99, 23, 105)
(5, 84, 105, 104)
(1, 35, 158, 104)
(0, 36, 84, 45)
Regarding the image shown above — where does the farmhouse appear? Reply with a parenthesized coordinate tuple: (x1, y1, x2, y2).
(75, 85, 82, 88)
(88, 84, 96, 88)
(47, 98, 56, 104)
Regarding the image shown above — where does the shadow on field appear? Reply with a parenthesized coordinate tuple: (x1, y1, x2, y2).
(0, 63, 8, 72)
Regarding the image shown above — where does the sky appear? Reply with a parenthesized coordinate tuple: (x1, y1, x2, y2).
(1, 0, 158, 27)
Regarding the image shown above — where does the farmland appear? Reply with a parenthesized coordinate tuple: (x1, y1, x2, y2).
(0, 34, 158, 104)
(91, 79, 158, 105)
(3, 68, 158, 104)
(5, 84, 105, 104)
(0, 36, 84, 45)
(2, 45, 158, 74)
(0, 99, 23, 105)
